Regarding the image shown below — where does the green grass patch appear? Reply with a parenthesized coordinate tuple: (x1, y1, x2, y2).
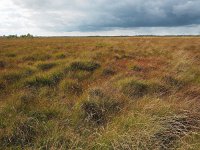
(25, 70, 63, 88)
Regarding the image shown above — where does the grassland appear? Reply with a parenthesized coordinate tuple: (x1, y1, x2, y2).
(0, 37, 200, 149)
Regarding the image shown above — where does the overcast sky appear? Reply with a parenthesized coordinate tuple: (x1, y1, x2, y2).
(1, 0, 200, 36)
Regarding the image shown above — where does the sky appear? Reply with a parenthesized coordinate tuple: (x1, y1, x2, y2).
(1, 0, 200, 36)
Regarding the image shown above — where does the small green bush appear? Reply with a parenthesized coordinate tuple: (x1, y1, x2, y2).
(69, 61, 100, 72)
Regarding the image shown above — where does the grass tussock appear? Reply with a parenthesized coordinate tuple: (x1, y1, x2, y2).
(117, 77, 170, 98)
(0, 118, 38, 148)
(69, 61, 100, 72)
(60, 79, 83, 96)
(22, 53, 51, 62)
(25, 70, 63, 88)
(37, 62, 57, 71)
(55, 53, 66, 59)
(102, 67, 116, 76)
(82, 85, 125, 125)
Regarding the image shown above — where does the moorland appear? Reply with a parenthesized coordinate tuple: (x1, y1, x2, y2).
(0, 37, 200, 149)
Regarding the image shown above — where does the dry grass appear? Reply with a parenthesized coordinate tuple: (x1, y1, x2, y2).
(0, 37, 200, 149)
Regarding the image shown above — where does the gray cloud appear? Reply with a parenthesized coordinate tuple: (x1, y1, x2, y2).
(1, 0, 200, 35)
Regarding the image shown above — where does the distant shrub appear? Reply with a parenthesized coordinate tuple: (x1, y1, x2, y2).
(69, 61, 100, 72)
(37, 62, 57, 71)
(20, 33, 33, 38)
(60, 79, 83, 96)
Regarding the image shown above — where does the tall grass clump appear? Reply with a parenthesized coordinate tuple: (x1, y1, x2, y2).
(117, 77, 169, 98)
(60, 79, 83, 96)
(55, 53, 66, 59)
(0, 68, 35, 87)
(0, 118, 39, 148)
(69, 61, 100, 72)
(81, 85, 125, 125)
(117, 78, 149, 98)
(22, 53, 51, 62)
(25, 70, 63, 88)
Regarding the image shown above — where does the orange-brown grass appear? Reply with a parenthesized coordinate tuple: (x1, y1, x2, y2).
(0, 37, 200, 149)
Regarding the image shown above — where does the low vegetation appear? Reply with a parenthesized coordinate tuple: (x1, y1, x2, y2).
(0, 37, 200, 149)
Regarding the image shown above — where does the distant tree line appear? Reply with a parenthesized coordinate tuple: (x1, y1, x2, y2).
(1, 33, 34, 39)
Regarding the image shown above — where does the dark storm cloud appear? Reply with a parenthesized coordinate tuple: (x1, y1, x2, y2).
(11, 0, 200, 32)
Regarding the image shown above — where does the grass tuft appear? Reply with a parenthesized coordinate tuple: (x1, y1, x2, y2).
(0, 119, 38, 147)
(25, 70, 63, 88)
(69, 61, 100, 72)
(118, 78, 149, 98)
(102, 67, 116, 76)
(60, 79, 83, 96)
(56, 53, 66, 59)
(82, 86, 124, 125)
(37, 62, 57, 71)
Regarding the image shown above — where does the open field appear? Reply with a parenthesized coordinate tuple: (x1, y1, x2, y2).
(0, 37, 200, 149)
